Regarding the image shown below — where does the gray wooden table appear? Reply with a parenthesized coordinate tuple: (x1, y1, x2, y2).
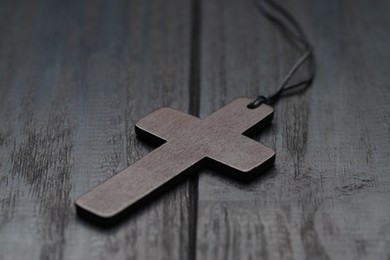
(1, 0, 389, 259)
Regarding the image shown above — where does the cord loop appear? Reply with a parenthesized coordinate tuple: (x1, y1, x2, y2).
(247, 0, 316, 109)
(247, 95, 271, 109)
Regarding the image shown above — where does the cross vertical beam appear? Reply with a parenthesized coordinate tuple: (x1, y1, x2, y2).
(76, 98, 275, 222)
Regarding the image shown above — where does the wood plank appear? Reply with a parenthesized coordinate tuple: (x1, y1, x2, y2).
(196, 0, 390, 259)
(0, 0, 194, 259)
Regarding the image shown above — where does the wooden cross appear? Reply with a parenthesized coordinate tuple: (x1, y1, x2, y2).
(76, 98, 275, 221)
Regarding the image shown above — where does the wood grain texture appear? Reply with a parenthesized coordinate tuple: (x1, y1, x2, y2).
(1, 0, 390, 259)
(196, 0, 390, 260)
(0, 0, 194, 259)
(76, 99, 274, 220)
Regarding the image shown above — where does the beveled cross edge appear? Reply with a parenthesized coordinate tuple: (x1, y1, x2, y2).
(75, 97, 275, 223)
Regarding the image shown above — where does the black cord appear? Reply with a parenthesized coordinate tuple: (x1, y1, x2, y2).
(247, 0, 316, 108)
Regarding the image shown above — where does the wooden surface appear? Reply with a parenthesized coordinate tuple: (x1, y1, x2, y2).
(76, 98, 274, 221)
(0, 0, 389, 259)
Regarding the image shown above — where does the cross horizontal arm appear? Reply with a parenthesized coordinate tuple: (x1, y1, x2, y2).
(208, 135, 275, 180)
(135, 107, 200, 142)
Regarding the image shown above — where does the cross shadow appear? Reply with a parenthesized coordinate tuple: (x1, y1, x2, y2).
(76, 164, 276, 231)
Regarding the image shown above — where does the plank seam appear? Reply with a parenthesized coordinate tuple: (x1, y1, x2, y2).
(188, 0, 202, 259)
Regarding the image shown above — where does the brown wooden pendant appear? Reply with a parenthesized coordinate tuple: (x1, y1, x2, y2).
(75, 97, 275, 223)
